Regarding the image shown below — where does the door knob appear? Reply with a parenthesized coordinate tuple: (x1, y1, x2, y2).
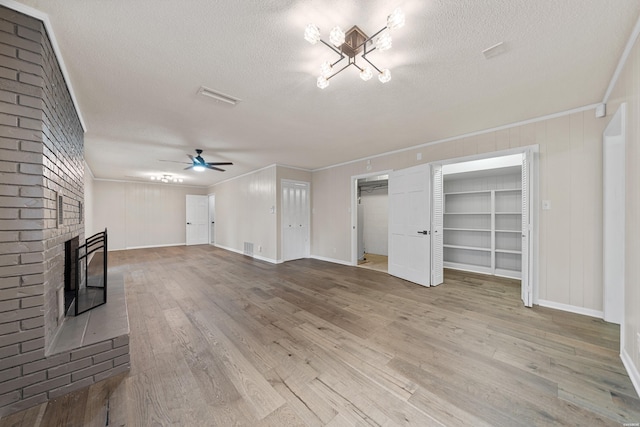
(417, 230, 429, 235)
(187, 222, 192, 225)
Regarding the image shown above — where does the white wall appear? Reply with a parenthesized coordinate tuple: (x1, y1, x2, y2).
(606, 25, 640, 391)
(93, 180, 207, 250)
(83, 161, 95, 237)
(210, 166, 278, 261)
(312, 110, 605, 313)
(360, 186, 388, 256)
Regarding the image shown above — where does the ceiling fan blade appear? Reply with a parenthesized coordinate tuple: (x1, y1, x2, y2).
(187, 154, 195, 162)
(159, 160, 191, 164)
(206, 164, 225, 172)
(206, 162, 233, 166)
(183, 165, 194, 170)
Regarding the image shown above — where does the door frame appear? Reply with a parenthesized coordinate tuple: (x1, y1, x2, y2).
(602, 103, 626, 329)
(438, 145, 540, 304)
(350, 170, 393, 266)
(281, 179, 311, 261)
(208, 194, 215, 245)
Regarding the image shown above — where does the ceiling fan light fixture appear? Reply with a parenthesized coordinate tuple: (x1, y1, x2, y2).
(387, 8, 405, 30)
(378, 68, 391, 83)
(317, 76, 330, 89)
(305, 9, 404, 88)
(360, 67, 373, 81)
(375, 31, 392, 52)
(329, 26, 345, 47)
(193, 165, 206, 172)
(320, 61, 333, 78)
(304, 23, 321, 44)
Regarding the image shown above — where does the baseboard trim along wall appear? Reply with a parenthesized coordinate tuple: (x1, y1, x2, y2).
(124, 243, 186, 250)
(213, 244, 280, 264)
(309, 255, 353, 267)
(621, 348, 640, 397)
(537, 299, 604, 319)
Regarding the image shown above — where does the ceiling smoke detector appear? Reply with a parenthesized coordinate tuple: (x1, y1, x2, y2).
(197, 86, 241, 106)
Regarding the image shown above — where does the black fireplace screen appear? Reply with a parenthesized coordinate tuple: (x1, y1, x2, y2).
(65, 229, 108, 316)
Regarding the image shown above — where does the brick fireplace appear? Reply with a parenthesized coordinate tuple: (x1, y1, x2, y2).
(0, 6, 129, 417)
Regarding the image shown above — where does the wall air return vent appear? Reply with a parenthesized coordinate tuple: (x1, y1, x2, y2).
(197, 86, 241, 106)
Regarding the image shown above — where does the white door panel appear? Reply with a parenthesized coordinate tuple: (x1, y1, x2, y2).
(282, 181, 310, 261)
(431, 164, 444, 286)
(389, 164, 431, 287)
(186, 195, 209, 246)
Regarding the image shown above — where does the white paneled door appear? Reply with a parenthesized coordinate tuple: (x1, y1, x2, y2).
(282, 181, 310, 262)
(186, 195, 209, 246)
(388, 164, 431, 287)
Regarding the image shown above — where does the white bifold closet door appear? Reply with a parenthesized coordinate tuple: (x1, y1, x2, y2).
(521, 151, 533, 307)
(282, 181, 310, 262)
(431, 164, 444, 286)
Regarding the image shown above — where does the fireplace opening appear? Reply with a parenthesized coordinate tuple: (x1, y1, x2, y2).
(64, 229, 108, 316)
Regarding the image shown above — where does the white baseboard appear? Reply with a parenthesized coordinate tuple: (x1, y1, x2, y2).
(621, 347, 640, 398)
(537, 299, 604, 319)
(309, 255, 353, 266)
(213, 244, 279, 264)
(122, 243, 185, 250)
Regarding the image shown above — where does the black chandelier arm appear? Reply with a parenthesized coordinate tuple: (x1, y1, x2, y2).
(326, 61, 353, 80)
(320, 39, 344, 57)
(361, 54, 383, 73)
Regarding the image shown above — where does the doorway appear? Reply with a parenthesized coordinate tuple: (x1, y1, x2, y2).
(356, 174, 389, 273)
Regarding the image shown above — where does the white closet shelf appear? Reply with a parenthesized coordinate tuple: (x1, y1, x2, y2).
(444, 212, 491, 215)
(495, 212, 522, 215)
(495, 229, 521, 233)
(494, 189, 522, 193)
(444, 244, 491, 252)
(495, 249, 522, 254)
(444, 190, 491, 195)
(444, 227, 491, 232)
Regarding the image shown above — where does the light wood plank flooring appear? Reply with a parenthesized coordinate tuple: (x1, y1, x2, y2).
(2, 245, 639, 426)
(357, 253, 388, 273)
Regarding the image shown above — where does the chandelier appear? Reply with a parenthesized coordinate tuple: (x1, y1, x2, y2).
(304, 8, 405, 89)
(150, 174, 183, 183)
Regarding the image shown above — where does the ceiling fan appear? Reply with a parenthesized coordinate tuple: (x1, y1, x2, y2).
(160, 149, 233, 172)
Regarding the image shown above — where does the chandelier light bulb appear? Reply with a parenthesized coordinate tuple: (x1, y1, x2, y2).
(387, 8, 405, 30)
(329, 26, 345, 47)
(375, 31, 392, 52)
(320, 61, 333, 78)
(317, 76, 330, 89)
(304, 24, 321, 44)
(378, 69, 391, 83)
(360, 67, 373, 81)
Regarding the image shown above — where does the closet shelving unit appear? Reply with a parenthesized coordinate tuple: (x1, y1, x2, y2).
(443, 171, 522, 279)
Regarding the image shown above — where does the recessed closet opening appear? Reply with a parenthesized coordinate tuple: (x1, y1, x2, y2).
(442, 153, 524, 280)
(355, 174, 389, 273)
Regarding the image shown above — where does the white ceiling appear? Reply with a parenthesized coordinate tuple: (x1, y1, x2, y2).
(10, 0, 640, 187)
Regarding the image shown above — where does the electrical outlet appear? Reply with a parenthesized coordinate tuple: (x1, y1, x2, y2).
(258, 245, 262, 253)
(417, 152, 422, 160)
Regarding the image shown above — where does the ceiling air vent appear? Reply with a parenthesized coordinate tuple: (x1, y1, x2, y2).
(197, 86, 241, 106)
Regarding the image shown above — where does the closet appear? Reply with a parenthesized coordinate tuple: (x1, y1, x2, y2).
(443, 163, 522, 279)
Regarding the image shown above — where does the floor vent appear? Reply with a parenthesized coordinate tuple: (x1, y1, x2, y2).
(243, 242, 254, 256)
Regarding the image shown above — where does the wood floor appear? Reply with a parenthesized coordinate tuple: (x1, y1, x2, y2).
(2, 245, 639, 426)
(357, 253, 388, 273)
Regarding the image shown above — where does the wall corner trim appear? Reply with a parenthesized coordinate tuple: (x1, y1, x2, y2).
(603, 12, 640, 103)
(0, 0, 87, 131)
(620, 348, 640, 398)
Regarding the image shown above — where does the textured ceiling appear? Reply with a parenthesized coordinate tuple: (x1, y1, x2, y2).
(9, 0, 640, 186)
